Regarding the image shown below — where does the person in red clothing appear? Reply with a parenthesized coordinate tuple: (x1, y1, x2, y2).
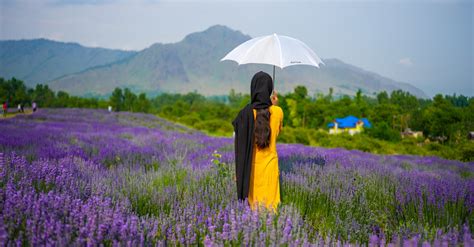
(2, 101, 7, 117)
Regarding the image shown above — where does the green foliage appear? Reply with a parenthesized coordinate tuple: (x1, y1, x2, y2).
(293, 85, 308, 100)
(136, 93, 151, 113)
(0, 77, 31, 105)
(2, 77, 472, 162)
(377, 91, 389, 104)
(123, 88, 137, 112)
(107, 87, 153, 113)
(32, 84, 55, 107)
(0, 77, 106, 109)
(228, 89, 247, 108)
(194, 119, 233, 136)
(366, 121, 401, 142)
(32, 179, 55, 193)
(211, 150, 232, 178)
(150, 91, 239, 136)
(421, 95, 463, 140)
(110, 88, 124, 111)
(459, 142, 474, 162)
(282, 166, 473, 243)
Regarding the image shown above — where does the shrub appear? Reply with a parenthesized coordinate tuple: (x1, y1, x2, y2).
(194, 119, 233, 135)
(459, 142, 474, 162)
(179, 112, 201, 127)
(366, 121, 401, 142)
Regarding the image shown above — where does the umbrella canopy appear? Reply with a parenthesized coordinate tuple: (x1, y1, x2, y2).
(221, 33, 324, 69)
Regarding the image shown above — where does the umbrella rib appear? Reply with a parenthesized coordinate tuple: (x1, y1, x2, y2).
(274, 34, 284, 68)
(301, 41, 324, 66)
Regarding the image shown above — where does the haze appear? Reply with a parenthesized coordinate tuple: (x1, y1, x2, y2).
(0, 0, 472, 97)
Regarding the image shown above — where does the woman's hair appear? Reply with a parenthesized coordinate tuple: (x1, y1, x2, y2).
(250, 71, 273, 149)
(255, 108, 271, 149)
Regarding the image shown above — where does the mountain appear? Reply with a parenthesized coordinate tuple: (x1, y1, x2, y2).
(48, 25, 253, 96)
(1, 26, 427, 98)
(0, 39, 136, 86)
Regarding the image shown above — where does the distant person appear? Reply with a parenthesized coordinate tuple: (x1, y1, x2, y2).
(21, 103, 24, 113)
(3, 102, 7, 117)
(232, 71, 283, 212)
(108, 105, 112, 113)
(32, 102, 37, 112)
(17, 104, 22, 113)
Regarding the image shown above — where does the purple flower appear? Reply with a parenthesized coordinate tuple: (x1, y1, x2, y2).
(0, 109, 472, 246)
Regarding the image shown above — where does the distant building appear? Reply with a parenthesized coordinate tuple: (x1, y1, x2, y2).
(327, 116, 371, 135)
(468, 132, 474, 140)
(401, 128, 423, 138)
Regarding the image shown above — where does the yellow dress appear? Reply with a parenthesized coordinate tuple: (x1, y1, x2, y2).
(248, 105, 283, 212)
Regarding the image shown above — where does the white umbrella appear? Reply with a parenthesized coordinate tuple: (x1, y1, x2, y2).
(221, 33, 324, 84)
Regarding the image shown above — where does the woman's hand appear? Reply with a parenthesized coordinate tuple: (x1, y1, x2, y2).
(271, 90, 279, 105)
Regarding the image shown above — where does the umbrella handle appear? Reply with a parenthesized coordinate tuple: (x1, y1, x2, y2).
(273, 65, 276, 86)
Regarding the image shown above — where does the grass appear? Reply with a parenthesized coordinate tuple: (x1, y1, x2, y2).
(154, 111, 474, 162)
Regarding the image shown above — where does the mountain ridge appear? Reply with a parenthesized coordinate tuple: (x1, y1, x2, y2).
(0, 38, 137, 86)
(0, 25, 427, 98)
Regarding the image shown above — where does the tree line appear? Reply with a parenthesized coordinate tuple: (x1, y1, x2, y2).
(0, 78, 103, 109)
(1, 77, 472, 161)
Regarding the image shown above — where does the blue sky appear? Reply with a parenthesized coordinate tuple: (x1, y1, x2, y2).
(0, 0, 472, 97)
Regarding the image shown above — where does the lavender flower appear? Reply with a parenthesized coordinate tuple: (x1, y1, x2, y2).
(0, 109, 472, 246)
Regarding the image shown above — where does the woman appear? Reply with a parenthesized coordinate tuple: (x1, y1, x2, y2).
(232, 71, 283, 212)
(2, 101, 7, 117)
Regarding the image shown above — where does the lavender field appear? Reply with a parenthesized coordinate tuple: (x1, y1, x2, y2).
(0, 108, 473, 246)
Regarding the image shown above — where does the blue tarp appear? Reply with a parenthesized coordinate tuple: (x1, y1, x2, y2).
(327, 115, 372, 128)
(361, 118, 372, 128)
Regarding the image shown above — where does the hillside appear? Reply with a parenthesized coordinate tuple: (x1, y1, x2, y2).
(1, 26, 427, 98)
(0, 39, 136, 86)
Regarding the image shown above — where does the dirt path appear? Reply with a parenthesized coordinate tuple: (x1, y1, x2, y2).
(0, 109, 33, 120)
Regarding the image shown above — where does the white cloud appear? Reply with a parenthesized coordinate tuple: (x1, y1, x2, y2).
(399, 57, 414, 67)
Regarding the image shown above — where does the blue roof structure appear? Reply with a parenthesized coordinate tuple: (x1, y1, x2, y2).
(327, 115, 372, 128)
(361, 118, 372, 128)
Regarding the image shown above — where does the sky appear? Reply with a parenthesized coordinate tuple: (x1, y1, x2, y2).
(0, 0, 472, 97)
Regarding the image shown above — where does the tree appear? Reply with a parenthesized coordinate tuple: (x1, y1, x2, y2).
(366, 121, 401, 142)
(110, 88, 124, 112)
(135, 93, 151, 113)
(355, 89, 362, 104)
(11, 78, 30, 105)
(421, 94, 461, 141)
(0, 77, 30, 105)
(183, 91, 205, 106)
(446, 94, 469, 107)
(32, 84, 55, 107)
(286, 98, 301, 127)
(294, 85, 308, 100)
(123, 88, 137, 112)
(390, 90, 419, 113)
(377, 91, 389, 104)
(56, 91, 70, 107)
(327, 87, 334, 102)
(371, 103, 400, 129)
(229, 89, 244, 107)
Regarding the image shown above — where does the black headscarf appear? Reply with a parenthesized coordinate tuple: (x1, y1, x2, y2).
(232, 71, 273, 200)
(250, 72, 274, 109)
